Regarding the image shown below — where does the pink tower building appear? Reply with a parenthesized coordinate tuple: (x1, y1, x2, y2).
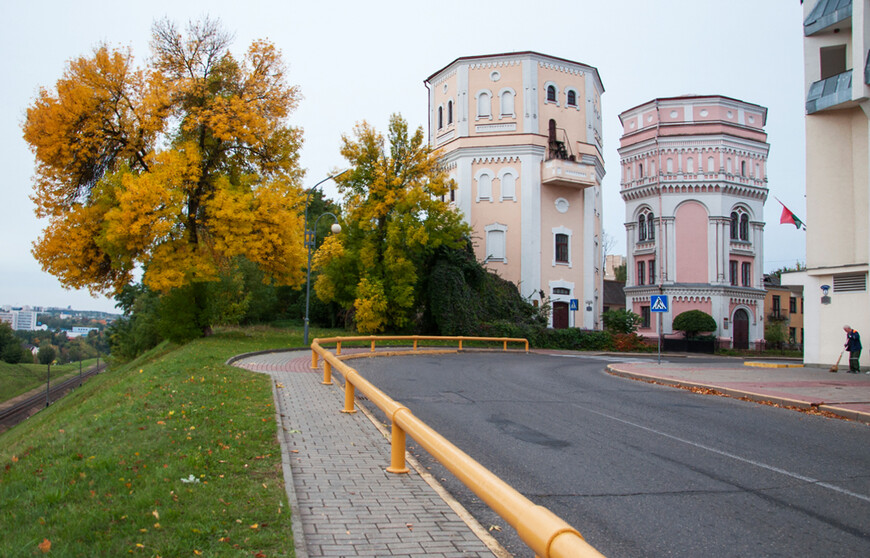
(618, 96, 769, 348)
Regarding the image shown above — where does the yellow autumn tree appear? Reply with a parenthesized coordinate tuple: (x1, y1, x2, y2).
(23, 18, 305, 335)
(313, 115, 470, 333)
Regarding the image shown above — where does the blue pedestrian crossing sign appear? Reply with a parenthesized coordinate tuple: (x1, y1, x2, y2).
(650, 295, 669, 312)
(569, 299, 579, 311)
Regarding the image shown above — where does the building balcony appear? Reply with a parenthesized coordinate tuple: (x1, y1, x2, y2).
(804, 0, 851, 36)
(541, 158, 596, 189)
(806, 70, 852, 114)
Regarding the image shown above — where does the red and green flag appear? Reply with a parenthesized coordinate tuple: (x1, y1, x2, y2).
(776, 198, 805, 230)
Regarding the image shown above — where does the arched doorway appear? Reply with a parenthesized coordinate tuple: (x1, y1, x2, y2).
(553, 301, 569, 329)
(733, 309, 749, 350)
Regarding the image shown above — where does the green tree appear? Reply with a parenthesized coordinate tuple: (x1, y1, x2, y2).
(672, 310, 717, 339)
(37, 345, 57, 365)
(765, 313, 789, 349)
(602, 309, 642, 334)
(314, 114, 471, 333)
(613, 263, 627, 282)
(0, 322, 24, 364)
(23, 17, 305, 338)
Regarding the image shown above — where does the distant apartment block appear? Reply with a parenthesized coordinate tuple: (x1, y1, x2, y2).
(0, 308, 39, 331)
(604, 254, 625, 280)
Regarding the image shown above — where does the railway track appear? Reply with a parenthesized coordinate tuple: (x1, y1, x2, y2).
(0, 364, 106, 432)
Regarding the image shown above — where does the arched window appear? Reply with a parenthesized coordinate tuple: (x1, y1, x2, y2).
(437, 106, 443, 130)
(741, 160, 747, 177)
(485, 224, 507, 262)
(638, 163, 644, 179)
(547, 85, 557, 102)
(707, 156, 715, 173)
(447, 100, 453, 125)
(686, 157, 694, 173)
(500, 89, 515, 117)
(499, 169, 517, 201)
(666, 158, 674, 173)
(740, 213, 749, 241)
(567, 89, 577, 106)
(477, 91, 492, 118)
(638, 214, 647, 241)
(647, 212, 655, 240)
(477, 173, 492, 201)
(730, 212, 739, 240)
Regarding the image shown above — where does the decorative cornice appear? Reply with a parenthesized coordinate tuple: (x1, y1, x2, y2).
(471, 156, 521, 165)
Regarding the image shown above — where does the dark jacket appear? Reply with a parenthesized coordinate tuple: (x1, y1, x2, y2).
(846, 329, 862, 352)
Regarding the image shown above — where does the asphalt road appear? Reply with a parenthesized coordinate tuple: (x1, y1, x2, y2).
(350, 352, 870, 557)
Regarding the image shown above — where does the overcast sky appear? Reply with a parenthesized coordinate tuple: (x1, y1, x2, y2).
(0, 0, 808, 314)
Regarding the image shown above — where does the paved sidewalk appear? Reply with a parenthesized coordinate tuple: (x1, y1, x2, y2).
(606, 359, 870, 423)
(232, 350, 498, 558)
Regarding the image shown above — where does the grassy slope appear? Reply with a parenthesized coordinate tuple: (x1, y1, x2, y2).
(0, 325, 337, 557)
(0, 359, 99, 402)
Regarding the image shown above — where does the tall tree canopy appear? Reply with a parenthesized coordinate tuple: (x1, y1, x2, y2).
(23, 18, 306, 325)
(313, 114, 470, 333)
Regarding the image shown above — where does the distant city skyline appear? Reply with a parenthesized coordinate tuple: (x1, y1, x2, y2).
(1, 1, 808, 315)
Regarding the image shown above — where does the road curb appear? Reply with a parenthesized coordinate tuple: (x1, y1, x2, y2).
(605, 364, 870, 424)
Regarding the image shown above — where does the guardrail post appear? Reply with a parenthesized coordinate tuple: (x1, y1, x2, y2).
(341, 381, 357, 414)
(371, 340, 376, 353)
(322, 360, 333, 385)
(336, 341, 342, 355)
(503, 340, 507, 351)
(386, 423, 410, 474)
(413, 338, 418, 351)
(459, 339, 463, 351)
(311, 350, 318, 370)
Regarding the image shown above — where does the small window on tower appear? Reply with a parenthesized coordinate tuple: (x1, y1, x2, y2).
(567, 90, 577, 106)
(547, 85, 557, 103)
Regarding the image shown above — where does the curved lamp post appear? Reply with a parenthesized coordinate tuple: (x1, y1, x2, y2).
(304, 169, 350, 345)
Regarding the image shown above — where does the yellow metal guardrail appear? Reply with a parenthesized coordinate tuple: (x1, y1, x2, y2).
(310, 335, 605, 558)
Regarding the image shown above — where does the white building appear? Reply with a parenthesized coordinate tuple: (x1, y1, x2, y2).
(0, 309, 39, 331)
(784, 0, 870, 368)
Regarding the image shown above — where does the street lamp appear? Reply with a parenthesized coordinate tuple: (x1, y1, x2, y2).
(303, 169, 350, 346)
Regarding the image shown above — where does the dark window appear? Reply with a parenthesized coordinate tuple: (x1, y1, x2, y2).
(450, 187, 455, 202)
(553, 287, 570, 295)
(438, 106, 443, 129)
(447, 100, 453, 125)
(567, 90, 576, 106)
(730, 260, 738, 286)
(741, 262, 751, 287)
(637, 261, 646, 286)
(820, 44, 847, 80)
(638, 214, 647, 241)
(641, 306, 651, 329)
(741, 161, 747, 177)
(555, 234, 569, 263)
(648, 260, 656, 285)
(801, 298, 804, 313)
(740, 214, 749, 241)
(789, 327, 796, 343)
(638, 163, 643, 178)
(730, 212, 739, 240)
(772, 295, 781, 318)
(789, 297, 797, 313)
(648, 212, 655, 240)
(547, 85, 557, 102)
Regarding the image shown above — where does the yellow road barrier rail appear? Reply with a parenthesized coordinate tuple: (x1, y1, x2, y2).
(310, 335, 605, 558)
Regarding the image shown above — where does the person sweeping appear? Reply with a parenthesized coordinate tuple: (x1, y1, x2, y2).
(844, 325, 862, 373)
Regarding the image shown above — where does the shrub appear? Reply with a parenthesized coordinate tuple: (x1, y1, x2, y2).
(602, 309, 642, 334)
(672, 310, 717, 339)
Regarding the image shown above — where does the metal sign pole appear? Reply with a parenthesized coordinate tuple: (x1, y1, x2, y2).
(658, 312, 662, 365)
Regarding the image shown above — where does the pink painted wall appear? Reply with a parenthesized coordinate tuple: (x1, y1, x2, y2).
(675, 201, 708, 283)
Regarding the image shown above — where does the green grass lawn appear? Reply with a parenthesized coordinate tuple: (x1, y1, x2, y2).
(0, 359, 100, 402)
(0, 324, 341, 557)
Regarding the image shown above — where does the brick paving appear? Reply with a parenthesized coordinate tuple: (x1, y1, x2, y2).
(232, 350, 496, 558)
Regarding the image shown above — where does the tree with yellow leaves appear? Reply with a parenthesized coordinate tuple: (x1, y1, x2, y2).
(23, 18, 305, 337)
(313, 115, 470, 333)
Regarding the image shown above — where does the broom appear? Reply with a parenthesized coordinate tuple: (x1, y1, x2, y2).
(830, 350, 844, 372)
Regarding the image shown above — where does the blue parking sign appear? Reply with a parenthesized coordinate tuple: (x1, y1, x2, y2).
(650, 295, 669, 312)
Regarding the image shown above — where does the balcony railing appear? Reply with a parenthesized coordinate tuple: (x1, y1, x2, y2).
(806, 70, 852, 114)
(542, 159, 596, 189)
(804, 0, 851, 36)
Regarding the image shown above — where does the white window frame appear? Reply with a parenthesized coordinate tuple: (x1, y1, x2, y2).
(485, 223, 508, 263)
(564, 87, 580, 109)
(552, 225, 573, 268)
(498, 87, 516, 118)
(498, 167, 518, 201)
(476, 89, 493, 120)
(475, 169, 494, 202)
(544, 81, 560, 106)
